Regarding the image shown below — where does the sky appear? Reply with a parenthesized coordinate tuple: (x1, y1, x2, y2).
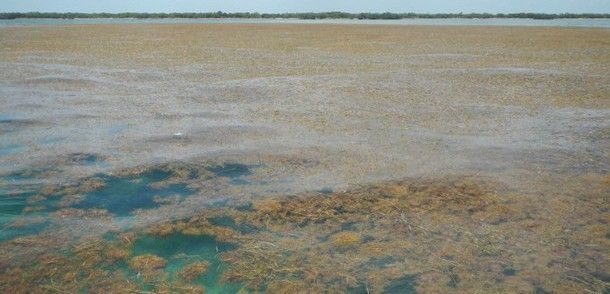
(1, 0, 609, 14)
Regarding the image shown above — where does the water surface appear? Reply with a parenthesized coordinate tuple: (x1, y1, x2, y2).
(0, 23, 608, 293)
(1, 17, 610, 28)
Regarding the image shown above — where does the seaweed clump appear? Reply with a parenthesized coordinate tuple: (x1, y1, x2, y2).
(330, 231, 361, 247)
(213, 177, 609, 293)
(179, 261, 210, 281)
(147, 215, 240, 243)
(0, 234, 141, 293)
(129, 254, 167, 272)
(0, 174, 608, 293)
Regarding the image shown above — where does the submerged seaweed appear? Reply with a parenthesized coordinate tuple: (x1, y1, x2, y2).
(0, 169, 607, 293)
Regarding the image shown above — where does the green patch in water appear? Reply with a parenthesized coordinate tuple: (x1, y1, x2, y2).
(132, 233, 242, 293)
(0, 191, 32, 219)
(72, 170, 194, 216)
(207, 163, 252, 178)
(209, 215, 257, 234)
(0, 144, 26, 156)
(0, 185, 55, 241)
(0, 224, 52, 242)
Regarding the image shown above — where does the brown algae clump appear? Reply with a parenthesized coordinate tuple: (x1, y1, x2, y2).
(179, 261, 210, 281)
(129, 254, 167, 272)
(253, 198, 283, 214)
(105, 246, 131, 262)
(215, 177, 609, 292)
(330, 232, 361, 247)
(158, 282, 205, 294)
(54, 208, 111, 219)
(148, 222, 175, 236)
(0, 175, 607, 293)
(149, 216, 240, 243)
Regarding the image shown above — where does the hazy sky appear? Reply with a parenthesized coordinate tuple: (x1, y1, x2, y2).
(1, 0, 609, 13)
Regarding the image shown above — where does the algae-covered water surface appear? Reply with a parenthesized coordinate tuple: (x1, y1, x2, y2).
(0, 23, 609, 293)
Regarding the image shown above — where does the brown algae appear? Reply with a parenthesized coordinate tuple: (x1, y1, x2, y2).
(180, 261, 210, 282)
(330, 232, 361, 247)
(129, 254, 167, 272)
(0, 22, 608, 294)
(0, 173, 608, 293)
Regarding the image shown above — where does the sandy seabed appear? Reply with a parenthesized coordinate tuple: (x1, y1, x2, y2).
(0, 24, 608, 293)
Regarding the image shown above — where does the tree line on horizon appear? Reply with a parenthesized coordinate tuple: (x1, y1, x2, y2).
(1, 11, 609, 20)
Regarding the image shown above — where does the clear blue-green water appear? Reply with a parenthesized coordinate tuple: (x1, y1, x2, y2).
(72, 171, 193, 216)
(0, 190, 50, 241)
(0, 162, 256, 291)
(131, 233, 242, 293)
(1, 18, 609, 28)
(0, 18, 608, 292)
(0, 161, 255, 239)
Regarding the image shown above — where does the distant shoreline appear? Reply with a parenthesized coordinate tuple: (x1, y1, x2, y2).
(2, 12, 610, 20)
(3, 18, 609, 29)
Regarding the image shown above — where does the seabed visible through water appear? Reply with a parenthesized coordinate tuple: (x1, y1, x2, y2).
(0, 156, 608, 293)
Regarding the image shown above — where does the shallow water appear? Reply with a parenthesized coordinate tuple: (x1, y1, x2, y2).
(72, 171, 193, 216)
(1, 17, 610, 28)
(131, 233, 241, 293)
(0, 23, 608, 293)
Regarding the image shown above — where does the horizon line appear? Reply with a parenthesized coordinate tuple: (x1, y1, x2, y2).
(2, 11, 610, 20)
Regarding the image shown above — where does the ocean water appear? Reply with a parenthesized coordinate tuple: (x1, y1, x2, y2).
(0, 22, 608, 293)
(1, 17, 610, 28)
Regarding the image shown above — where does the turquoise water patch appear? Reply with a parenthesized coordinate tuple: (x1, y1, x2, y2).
(72, 170, 194, 216)
(208, 215, 257, 234)
(208, 163, 252, 178)
(207, 163, 259, 186)
(0, 188, 53, 241)
(0, 216, 50, 241)
(132, 233, 242, 293)
(39, 136, 65, 145)
(0, 144, 26, 156)
(0, 191, 32, 226)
